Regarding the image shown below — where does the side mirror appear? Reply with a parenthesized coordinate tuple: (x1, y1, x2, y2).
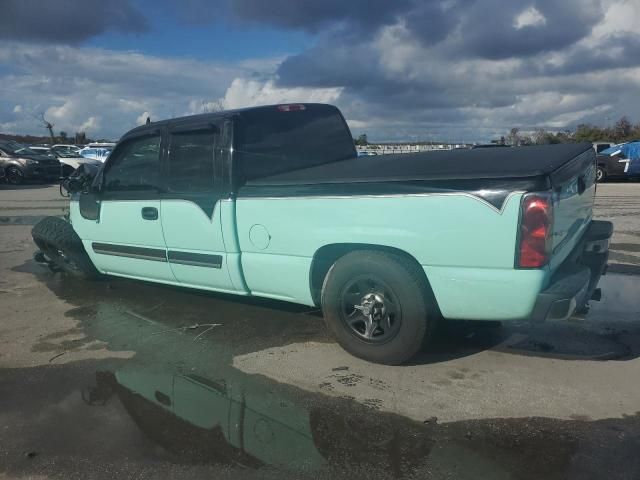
(79, 192, 101, 220)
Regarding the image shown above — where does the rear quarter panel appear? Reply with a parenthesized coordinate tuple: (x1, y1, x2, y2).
(236, 192, 548, 320)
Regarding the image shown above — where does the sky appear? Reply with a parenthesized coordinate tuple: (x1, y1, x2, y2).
(1, 0, 639, 143)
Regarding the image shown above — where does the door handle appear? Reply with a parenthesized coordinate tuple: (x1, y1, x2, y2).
(141, 207, 158, 220)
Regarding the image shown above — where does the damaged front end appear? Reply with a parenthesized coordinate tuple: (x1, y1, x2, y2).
(59, 162, 101, 197)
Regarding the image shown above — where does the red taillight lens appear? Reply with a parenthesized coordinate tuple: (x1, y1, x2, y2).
(517, 193, 553, 268)
(277, 104, 306, 112)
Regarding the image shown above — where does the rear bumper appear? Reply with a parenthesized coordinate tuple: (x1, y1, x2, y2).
(530, 220, 612, 322)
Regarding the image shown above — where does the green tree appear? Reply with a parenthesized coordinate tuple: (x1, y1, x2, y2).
(354, 134, 368, 146)
(614, 116, 632, 141)
(506, 128, 520, 146)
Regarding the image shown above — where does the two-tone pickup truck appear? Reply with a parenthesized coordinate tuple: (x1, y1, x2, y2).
(32, 103, 612, 364)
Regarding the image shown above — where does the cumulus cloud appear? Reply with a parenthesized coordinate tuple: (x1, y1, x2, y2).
(0, 43, 261, 138)
(80, 116, 101, 132)
(514, 7, 547, 29)
(222, 78, 342, 108)
(2, 0, 640, 142)
(263, 0, 640, 140)
(0, 0, 148, 44)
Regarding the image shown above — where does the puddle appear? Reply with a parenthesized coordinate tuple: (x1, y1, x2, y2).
(1, 357, 640, 479)
(14, 257, 640, 364)
(12, 260, 330, 358)
(3, 263, 640, 478)
(588, 272, 640, 321)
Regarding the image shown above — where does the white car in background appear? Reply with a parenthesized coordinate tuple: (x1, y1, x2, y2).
(28, 146, 57, 158)
(78, 147, 112, 162)
(593, 142, 614, 154)
(52, 144, 81, 155)
(31, 145, 101, 176)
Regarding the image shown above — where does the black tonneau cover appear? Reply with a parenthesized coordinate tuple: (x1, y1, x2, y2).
(246, 143, 593, 186)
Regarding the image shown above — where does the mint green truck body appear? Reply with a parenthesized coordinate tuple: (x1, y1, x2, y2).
(61, 104, 611, 363)
(72, 192, 547, 320)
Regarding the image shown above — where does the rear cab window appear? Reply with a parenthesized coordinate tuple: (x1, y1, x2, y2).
(235, 104, 356, 182)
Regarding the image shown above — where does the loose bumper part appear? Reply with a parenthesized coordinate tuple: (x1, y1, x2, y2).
(530, 220, 612, 322)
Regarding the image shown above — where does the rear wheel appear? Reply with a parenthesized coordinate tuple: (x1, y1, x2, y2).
(321, 250, 436, 365)
(32, 216, 101, 280)
(6, 166, 24, 185)
(596, 166, 606, 182)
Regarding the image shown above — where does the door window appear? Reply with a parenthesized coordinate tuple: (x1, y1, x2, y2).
(167, 130, 215, 193)
(103, 135, 161, 191)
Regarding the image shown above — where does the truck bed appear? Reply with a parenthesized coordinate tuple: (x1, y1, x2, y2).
(245, 143, 593, 187)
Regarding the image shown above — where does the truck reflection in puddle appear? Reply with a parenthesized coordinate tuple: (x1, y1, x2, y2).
(10, 260, 640, 478)
(88, 368, 431, 475)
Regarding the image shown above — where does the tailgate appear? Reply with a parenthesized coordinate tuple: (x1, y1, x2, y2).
(548, 148, 597, 272)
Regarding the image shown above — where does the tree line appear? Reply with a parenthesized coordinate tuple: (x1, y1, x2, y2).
(0, 131, 97, 146)
(498, 116, 640, 146)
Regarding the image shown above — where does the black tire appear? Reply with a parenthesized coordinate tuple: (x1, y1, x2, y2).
(596, 166, 606, 183)
(32, 216, 101, 280)
(321, 250, 436, 365)
(6, 166, 24, 185)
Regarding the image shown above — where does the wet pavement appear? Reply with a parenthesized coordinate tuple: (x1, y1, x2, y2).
(1, 183, 640, 479)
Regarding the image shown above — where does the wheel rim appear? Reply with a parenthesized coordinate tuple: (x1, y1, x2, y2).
(7, 168, 23, 185)
(339, 275, 402, 344)
(42, 242, 80, 272)
(596, 168, 604, 181)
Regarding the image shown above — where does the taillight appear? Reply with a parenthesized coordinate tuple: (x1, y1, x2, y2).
(517, 193, 553, 268)
(277, 104, 306, 112)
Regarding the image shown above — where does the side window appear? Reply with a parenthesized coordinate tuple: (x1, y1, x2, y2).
(103, 135, 161, 191)
(168, 130, 215, 192)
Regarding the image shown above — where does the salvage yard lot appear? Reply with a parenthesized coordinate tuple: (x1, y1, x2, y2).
(1, 182, 639, 478)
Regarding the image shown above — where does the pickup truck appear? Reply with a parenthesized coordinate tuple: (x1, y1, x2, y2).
(31, 103, 612, 364)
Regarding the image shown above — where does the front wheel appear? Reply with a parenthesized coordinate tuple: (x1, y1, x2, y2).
(32, 216, 101, 280)
(321, 250, 436, 365)
(6, 166, 24, 185)
(596, 166, 606, 182)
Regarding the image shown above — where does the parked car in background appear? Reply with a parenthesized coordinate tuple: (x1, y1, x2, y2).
(28, 145, 98, 176)
(51, 144, 81, 156)
(32, 103, 611, 364)
(55, 150, 101, 176)
(592, 142, 614, 154)
(0, 140, 61, 184)
(595, 153, 628, 181)
(596, 141, 640, 182)
(79, 147, 111, 162)
(29, 146, 58, 158)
